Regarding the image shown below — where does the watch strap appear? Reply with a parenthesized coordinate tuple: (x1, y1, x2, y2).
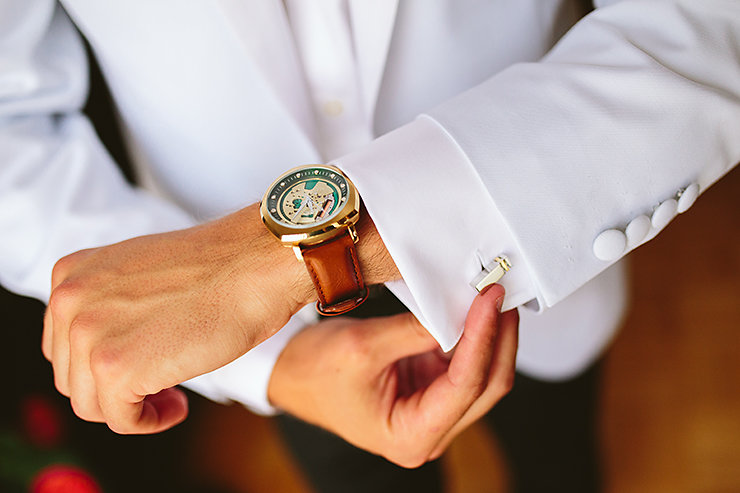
(301, 230, 368, 315)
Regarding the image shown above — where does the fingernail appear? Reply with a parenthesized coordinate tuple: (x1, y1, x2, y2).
(496, 296, 504, 313)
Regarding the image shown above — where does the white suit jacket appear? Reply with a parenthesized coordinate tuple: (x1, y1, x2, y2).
(1, 0, 738, 413)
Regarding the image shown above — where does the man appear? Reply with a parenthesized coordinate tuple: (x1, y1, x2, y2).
(1, 0, 738, 491)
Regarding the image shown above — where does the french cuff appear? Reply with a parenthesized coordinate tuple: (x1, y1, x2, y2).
(335, 115, 538, 352)
(181, 305, 317, 416)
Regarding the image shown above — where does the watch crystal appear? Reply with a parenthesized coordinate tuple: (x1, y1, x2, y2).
(266, 167, 349, 227)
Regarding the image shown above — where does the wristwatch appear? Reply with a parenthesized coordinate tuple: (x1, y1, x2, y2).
(260, 164, 368, 315)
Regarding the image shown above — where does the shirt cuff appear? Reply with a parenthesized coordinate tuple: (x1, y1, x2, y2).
(335, 115, 537, 351)
(181, 304, 317, 415)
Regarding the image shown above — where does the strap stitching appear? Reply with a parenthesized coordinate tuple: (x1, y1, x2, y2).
(305, 259, 328, 306)
(346, 242, 363, 290)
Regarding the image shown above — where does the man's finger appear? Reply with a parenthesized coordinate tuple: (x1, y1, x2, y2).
(428, 307, 519, 459)
(97, 385, 188, 435)
(398, 284, 505, 439)
(50, 249, 93, 290)
(50, 299, 71, 397)
(41, 306, 53, 362)
(68, 319, 105, 422)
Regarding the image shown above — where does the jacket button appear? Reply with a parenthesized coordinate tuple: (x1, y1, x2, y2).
(677, 183, 699, 213)
(651, 199, 678, 230)
(593, 229, 627, 261)
(626, 214, 651, 248)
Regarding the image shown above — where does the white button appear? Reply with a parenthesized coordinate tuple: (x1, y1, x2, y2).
(651, 199, 678, 230)
(593, 229, 627, 261)
(626, 214, 651, 248)
(677, 183, 699, 213)
(322, 100, 344, 117)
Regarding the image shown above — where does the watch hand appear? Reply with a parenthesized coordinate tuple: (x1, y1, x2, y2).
(291, 197, 309, 221)
(317, 196, 334, 219)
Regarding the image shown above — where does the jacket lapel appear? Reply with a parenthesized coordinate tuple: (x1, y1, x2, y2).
(213, 0, 399, 142)
(213, 0, 319, 147)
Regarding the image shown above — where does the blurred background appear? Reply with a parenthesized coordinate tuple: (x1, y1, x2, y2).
(1, 41, 738, 493)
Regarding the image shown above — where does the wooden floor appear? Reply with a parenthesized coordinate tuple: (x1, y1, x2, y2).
(189, 167, 740, 493)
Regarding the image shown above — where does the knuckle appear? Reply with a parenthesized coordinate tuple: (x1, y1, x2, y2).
(107, 419, 133, 435)
(68, 316, 96, 348)
(41, 336, 52, 363)
(429, 446, 446, 462)
(488, 370, 515, 399)
(390, 451, 427, 469)
(51, 256, 72, 287)
(53, 374, 69, 397)
(464, 374, 489, 399)
(90, 346, 125, 382)
(384, 437, 429, 469)
(51, 252, 83, 287)
(500, 369, 516, 395)
(70, 397, 96, 422)
(48, 281, 81, 318)
(41, 345, 52, 362)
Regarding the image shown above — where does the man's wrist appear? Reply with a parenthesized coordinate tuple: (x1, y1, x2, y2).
(355, 205, 401, 287)
(236, 204, 315, 311)
(224, 202, 400, 316)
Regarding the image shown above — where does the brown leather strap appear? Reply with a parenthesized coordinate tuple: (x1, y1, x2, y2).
(301, 230, 368, 315)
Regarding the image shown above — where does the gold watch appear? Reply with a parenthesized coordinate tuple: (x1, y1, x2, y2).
(260, 165, 368, 315)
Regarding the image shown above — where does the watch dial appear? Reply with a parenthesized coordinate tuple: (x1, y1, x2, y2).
(266, 167, 349, 227)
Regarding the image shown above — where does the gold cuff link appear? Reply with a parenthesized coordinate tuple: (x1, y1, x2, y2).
(471, 255, 512, 292)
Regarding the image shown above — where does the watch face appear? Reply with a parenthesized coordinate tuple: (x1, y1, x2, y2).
(265, 167, 350, 228)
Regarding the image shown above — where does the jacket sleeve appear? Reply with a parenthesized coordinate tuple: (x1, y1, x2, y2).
(0, 2, 195, 298)
(338, 0, 740, 350)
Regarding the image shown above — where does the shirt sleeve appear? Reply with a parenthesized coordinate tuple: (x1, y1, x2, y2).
(0, 3, 196, 300)
(0, 2, 292, 414)
(337, 116, 537, 351)
(336, 0, 740, 351)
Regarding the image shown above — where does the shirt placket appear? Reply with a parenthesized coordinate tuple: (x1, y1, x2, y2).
(285, 0, 373, 161)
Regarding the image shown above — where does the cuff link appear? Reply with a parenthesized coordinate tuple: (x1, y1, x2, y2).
(471, 255, 512, 292)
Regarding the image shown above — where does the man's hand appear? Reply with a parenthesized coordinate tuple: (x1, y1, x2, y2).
(268, 284, 519, 468)
(41, 203, 355, 434)
(42, 205, 307, 433)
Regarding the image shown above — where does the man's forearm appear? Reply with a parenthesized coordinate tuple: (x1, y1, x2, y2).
(42, 197, 401, 434)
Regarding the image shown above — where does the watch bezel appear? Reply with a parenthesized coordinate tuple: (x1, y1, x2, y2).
(259, 164, 361, 247)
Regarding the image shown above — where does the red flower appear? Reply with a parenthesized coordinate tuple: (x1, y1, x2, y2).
(22, 395, 63, 448)
(31, 464, 102, 493)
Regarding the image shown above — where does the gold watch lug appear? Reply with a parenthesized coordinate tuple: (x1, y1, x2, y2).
(293, 245, 304, 262)
(348, 224, 358, 244)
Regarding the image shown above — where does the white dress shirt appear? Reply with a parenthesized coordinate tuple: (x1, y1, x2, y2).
(1, 0, 737, 414)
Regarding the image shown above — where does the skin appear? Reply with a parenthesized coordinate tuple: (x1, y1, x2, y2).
(42, 202, 519, 466)
(42, 203, 397, 434)
(268, 284, 518, 468)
